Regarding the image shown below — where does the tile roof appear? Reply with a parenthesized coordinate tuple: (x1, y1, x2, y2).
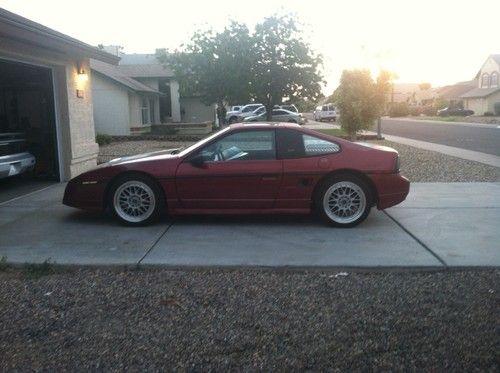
(90, 60, 160, 94)
(117, 64, 174, 78)
(459, 86, 500, 98)
(438, 80, 477, 99)
(118, 53, 174, 77)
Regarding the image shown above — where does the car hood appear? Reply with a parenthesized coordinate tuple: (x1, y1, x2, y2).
(102, 148, 182, 166)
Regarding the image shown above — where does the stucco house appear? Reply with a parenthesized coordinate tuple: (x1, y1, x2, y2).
(460, 55, 500, 115)
(0, 8, 118, 182)
(91, 49, 215, 135)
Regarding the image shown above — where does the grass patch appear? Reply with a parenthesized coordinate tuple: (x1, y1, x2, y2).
(23, 258, 61, 278)
(316, 128, 347, 137)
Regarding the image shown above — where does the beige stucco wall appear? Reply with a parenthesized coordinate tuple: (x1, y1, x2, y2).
(180, 97, 215, 123)
(92, 73, 131, 135)
(465, 91, 500, 115)
(0, 36, 99, 180)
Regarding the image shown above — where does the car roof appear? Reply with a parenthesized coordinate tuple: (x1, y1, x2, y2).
(229, 122, 301, 130)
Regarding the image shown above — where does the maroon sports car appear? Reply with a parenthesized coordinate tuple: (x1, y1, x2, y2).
(64, 123, 409, 227)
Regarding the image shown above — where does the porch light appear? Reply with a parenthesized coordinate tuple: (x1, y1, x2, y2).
(78, 69, 88, 82)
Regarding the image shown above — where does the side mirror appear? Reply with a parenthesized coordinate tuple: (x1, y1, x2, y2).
(189, 153, 208, 168)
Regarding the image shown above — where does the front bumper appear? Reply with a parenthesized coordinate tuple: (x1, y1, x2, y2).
(0, 152, 36, 179)
(63, 176, 108, 211)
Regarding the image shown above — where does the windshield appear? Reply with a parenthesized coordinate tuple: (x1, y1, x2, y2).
(177, 127, 231, 157)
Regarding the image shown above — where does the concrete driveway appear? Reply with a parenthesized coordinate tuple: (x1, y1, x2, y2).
(0, 183, 498, 268)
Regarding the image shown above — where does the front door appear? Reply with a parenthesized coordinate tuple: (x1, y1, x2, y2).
(176, 129, 282, 209)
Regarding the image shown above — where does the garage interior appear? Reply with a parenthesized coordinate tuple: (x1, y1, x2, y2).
(0, 59, 60, 201)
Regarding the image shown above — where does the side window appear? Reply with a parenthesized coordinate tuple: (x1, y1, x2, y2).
(322, 105, 328, 111)
(242, 106, 253, 112)
(199, 130, 276, 162)
(303, 135, 340, 156)
(276, 129, 305, 159)
(273, 110, 287, 115)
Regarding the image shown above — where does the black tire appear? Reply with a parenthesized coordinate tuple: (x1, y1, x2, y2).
(288, 119, 297, 123)
(228, 116, 238, 124)
(314, 174, 372, 228)
(108, 174, 164, 226)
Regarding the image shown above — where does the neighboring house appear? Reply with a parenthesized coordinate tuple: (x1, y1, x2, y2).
(460, 55, 500, 115)
(91, 59, 162, 135)
(390, 83, 438, 105)
(0, 8, 119, 181)
(91, 48, 214, 135)
(436, 79, 477, 108)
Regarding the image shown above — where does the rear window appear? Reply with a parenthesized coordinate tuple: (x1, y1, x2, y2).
(303, 135, 340, 155)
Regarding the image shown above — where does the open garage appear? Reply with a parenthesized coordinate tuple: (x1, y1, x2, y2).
(0, 8, 118, 201)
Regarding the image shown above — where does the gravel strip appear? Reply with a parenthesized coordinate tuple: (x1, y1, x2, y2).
(98, 139, 500, 182)
(0, 268, 497, 371)
(367, 140, 500, 182)
(98, 140, 193, 164)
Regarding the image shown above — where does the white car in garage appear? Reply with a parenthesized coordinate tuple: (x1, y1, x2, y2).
(0, 132, 36, 179)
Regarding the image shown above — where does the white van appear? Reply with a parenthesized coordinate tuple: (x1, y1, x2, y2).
(313, 104, 337, 122)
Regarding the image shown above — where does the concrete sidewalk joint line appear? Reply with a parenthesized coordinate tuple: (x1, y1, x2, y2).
(137, 221, 175, 265)
(383, 210, 448, 267)
(0, 184, 58, 206)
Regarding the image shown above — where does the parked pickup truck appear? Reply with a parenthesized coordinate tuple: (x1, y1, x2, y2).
(0, 132, 36, 179)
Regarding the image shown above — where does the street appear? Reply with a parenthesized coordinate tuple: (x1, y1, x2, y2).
(376, 118, 500, 156)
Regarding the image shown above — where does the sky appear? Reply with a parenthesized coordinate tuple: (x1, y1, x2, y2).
(2, 0, 499, 94)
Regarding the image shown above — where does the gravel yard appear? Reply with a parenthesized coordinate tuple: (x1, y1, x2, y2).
(0, 268, 497, 371)
(99, 139, 500, 182)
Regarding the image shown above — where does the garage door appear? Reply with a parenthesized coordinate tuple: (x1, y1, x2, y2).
(0, 59, 60, 184)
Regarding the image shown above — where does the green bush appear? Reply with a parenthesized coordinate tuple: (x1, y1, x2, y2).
(483, 111, 494, 116)
(494, 102, 500, 115)
(389, 102, 410, 117)
(96, 133, 112, 146)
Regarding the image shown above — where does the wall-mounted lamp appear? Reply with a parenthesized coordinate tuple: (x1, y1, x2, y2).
(78, 68, 89, 82)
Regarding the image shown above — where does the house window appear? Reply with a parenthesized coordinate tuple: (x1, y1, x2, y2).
(491, 72, 498, 87)
(141, 98, 149, 124)
(481, 73, 490, 88)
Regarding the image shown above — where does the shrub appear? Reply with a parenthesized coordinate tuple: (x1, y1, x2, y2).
(408, 106, 422, 116)
(421, 105, 437, 116)
(96, 133, 112, 146)
(494, 102, 500, 115)
(483, 111, 494, 116)
(389, 102, 410, 117)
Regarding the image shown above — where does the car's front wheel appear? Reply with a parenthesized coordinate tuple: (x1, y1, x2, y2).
(109, 174, 164, 226)
(315, 175, 372, 227)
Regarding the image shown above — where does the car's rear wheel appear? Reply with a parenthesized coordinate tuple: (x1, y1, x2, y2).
(228, 116, 238, 124)
(109, 174, 164, 226)
(315, 175, 372, 227)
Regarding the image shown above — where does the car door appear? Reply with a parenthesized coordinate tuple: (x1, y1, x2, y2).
(176, 129, 283, 209)
(275, 128, 341, 209)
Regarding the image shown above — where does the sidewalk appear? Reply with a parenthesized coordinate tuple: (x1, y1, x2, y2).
(0, 182, 498, 267)
(304, 121, 500, 168)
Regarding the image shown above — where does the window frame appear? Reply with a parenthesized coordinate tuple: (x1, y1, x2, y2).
(186, 128, 278, 163)
(490, 72, 498, 87)
(276, 129, 341, 160)
(481, 73, 490, 88)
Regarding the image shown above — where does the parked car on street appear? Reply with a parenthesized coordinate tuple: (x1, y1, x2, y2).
(0, 132, 36, 179)
(64, 123, 410, 228)
(277, 104, 299, 113)
(244, 108, 305, 124)
(225, 104, 264, 123)
(437, 107, 474, 117)
(314, 104, 337, 122)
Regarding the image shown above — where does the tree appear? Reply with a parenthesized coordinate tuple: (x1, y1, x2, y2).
(251, 14, 324, 120)
(336, 69, 391, 140)
(157, 22, 254, 125)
